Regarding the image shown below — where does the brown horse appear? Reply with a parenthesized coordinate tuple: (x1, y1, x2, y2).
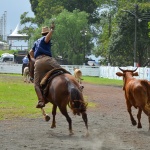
(27, 54, 89, 136)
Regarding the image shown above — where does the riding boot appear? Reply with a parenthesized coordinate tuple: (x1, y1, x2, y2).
(34, 86, 45, 108)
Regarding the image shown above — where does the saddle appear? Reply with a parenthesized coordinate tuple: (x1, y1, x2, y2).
(40, 68, 71, 95)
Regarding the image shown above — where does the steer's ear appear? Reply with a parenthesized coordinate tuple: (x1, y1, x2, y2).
(133, 72, 138, 76)
(116, 72, 123, 76)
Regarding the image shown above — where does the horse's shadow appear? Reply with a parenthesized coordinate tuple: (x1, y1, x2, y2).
(46, 129, 89, 139)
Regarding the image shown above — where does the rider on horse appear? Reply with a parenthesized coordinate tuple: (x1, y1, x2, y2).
(29, 22, 61, 108)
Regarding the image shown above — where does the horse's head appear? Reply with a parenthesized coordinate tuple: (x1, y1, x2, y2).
(27, 53, 35, 83)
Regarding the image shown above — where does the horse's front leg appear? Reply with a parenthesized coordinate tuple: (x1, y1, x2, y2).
(51, 105, 57, 128)
(41, 108, 50, 121)
(82, 112, 89, 137)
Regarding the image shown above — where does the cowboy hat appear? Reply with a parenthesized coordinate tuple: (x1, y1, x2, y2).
(41, 26, 50, 34)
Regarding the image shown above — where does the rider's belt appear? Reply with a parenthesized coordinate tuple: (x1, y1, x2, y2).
(36, 55, 47, 60)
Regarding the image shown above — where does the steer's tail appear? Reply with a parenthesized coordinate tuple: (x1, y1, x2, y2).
(145, 103, 150, 114)
(141, 80, 150, 114)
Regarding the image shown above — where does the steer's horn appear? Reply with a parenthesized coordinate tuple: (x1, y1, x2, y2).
(132, 67, 138, 72)
(119, 67, 138, 72)
(118, 67, 125, 72)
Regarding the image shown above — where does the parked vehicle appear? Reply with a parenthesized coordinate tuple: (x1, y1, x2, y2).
(0, 53, 14, 62)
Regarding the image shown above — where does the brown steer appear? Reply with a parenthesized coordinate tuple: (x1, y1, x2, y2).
(116, 67, 150, 131)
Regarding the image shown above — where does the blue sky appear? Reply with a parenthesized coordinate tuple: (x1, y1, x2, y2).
(0, 0, 34, 35)
(0, 0, 34, 48)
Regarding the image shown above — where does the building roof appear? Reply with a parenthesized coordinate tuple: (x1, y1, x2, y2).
(7, 24, 29, 40)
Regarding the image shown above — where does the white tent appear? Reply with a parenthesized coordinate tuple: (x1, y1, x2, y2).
(7, 24, 29, 41)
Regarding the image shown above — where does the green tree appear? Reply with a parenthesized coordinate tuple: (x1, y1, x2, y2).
(35, 0, 64, 25)
(29, 0, 98, 25)
(62, 0, 98, 23)
(20, 0, 98, 64)
(94, 1, 150, 66)
(51, 9, 93, 64)
(20, 12, 35, 37)
(112, 2, 150, 66)
(28, 9, 93, 65)
(148, 21, 150, 37)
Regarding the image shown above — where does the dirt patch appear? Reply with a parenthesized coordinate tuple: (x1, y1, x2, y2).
(0, 83, 150, 150)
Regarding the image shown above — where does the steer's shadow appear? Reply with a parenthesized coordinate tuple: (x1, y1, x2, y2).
(138, 131, 150, 136)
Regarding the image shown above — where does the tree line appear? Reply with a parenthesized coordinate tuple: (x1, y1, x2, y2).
(19, 0, 150, 66)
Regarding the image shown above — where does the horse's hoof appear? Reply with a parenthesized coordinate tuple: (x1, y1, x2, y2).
(85, 132, 90, 137)
(69, 131, 74, 136)
(51, 125, 56, 128)
(45, 115, 50, 122)
(137, 123, 142, 128)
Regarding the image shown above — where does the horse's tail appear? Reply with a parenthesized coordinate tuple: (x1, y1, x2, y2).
(66, 78, 88, 116)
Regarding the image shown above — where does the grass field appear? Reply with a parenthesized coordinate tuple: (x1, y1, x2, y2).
(82, 76, 123, 86)
(0, 74, 123, 120)
(0, 74, 41, 120)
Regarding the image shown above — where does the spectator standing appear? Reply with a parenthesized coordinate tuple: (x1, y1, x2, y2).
(22, 55, 29, 76)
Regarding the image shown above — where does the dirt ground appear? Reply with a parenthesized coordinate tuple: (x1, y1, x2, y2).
(0, 82, 150, 150)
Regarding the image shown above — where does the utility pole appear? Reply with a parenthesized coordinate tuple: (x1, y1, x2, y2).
(80, 29, 87, 64)
(108, 13, 111, 66)
(121, 4, 138, 67)
(3, 11, 7, 41)
(134, 4, 138, 67)
(0, 11, 7, 41)
(0, 16, 3, 40)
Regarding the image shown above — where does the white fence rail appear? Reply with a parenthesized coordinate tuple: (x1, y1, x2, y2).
(0, 63, 150, 81)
